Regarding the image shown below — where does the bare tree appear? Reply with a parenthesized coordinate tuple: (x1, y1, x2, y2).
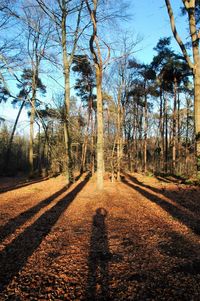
(36, 0, 85, 184)
(85, 0, 111, 189)
(19, 4, 51, 177)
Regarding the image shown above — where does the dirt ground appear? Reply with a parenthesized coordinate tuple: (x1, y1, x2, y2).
(0, 172, 200, 301)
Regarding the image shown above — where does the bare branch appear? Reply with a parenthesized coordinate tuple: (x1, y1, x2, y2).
(165, 0, 194, 70)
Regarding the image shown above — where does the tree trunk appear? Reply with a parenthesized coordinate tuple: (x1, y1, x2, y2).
(186, 2, 200, 172)
(37, 123, 42, 174)
(194, 66, 200, 171)
(159, 88, 164, 173)
(164, 94, 168, 173)
(81, 108, 91, 173)
(91, 111, 95, 175)
(139, 109, 143, 171)
(143, 92, 148, 173)
(29, 62, 39, 178)
(185, 96, 190, 175)
(177, 91, 181, 172)
(135, 103, 139, 171)
(172, 77, 177, 174)
(62, 8, 72, 184)
(44, 136, 49, 176)
(63, 120, 70, 182)
(96, 67, 104, 189)
(29, 98, 35, 177)
(117, 86, 122, 181)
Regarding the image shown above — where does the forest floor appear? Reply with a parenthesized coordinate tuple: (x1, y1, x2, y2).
(0, 172, 200, 301)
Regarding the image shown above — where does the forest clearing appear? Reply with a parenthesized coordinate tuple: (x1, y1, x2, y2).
(0, 173, 200, 300)
(1, 0, 200, 300)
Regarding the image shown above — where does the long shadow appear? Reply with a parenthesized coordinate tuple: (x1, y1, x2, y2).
(156, 176, 173, 183)
(0, 186, 67, 244)
(86, 208, 111, 301)
(0, 173, 83, 244)
(154, 172, 187, 183)
(122, 177, 200, 235)
(125, 173, 200, 215)
(0, 177, 48, 194)
(0, 175, 90, 293)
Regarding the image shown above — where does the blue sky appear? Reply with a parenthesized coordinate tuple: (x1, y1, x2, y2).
(130, 0, 187, 63)
(1, 0, 188, 130)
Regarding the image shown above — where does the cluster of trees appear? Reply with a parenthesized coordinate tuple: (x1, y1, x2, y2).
(0, 0, 199, 188)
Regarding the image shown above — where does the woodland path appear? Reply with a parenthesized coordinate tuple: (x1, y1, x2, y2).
(0, 173, 200, 300)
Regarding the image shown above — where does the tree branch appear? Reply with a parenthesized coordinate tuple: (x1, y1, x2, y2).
(165, 0, 194, 70)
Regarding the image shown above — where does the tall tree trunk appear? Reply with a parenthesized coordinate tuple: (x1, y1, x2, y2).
(29, 99, 35, 177)
(37, 122, 42, 174)
(91, 111, 95, 175)
(194, 67, 200, 171)
(62, 8, 71, 184)
(96, 67, 104, 189)
(44, 135, 49, 176)
(172, 77, 177, 173)
(107, 107, 110, 138)
(85, 0, 106, 189)
(159, 88, 165, 173)
(117, 86, 122, 181)
(164, 94, 168, 173)
(81, 108, 91, 173)
(187, 3, 200, 172)
(177, 91, 181, 171)
(29, 72, 37, 178)
(185, 96, 190, 175)
(143, 92, 148, 173)
(135, 102, 139, 171)
(139, 109, 143, 170)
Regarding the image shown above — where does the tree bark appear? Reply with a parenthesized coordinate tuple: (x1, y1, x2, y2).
(164, 94, 168, 173)
(91, 111, 95, 175)
(159, 89, 164, 173)
(29, 69, 37, 177)
(185, 96, 190, 175)
(85, 0, 106, 189)
(96, 67, 104, 189)
(143, 92, 148, 173)
(81, 108, 91, 173)
(177, 91, 181, 171)
(172, 77, 177, 173)
(186, 1, 200, 171)
(117, 86, 122, 181)
(194, 65, 200, 170)
(62, 5, 71, 184)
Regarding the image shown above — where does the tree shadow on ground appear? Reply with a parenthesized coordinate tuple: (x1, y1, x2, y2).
(158, 230, 199, 259)
(154, 173, 187, 184)
(126, 173, 200, 215)
(144, 229, 200, 299)
(125, 173, 200, 213)
(156, 176, 175, 183)
(0, 173, 83, 194)
(86, 208, 112, 301)
(0, 177, 48, 194)
(122, 175, 200, 235)
(0, 186, 67, 244)
(0, 174, 83, 244)
(0, 175, 90, 293)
